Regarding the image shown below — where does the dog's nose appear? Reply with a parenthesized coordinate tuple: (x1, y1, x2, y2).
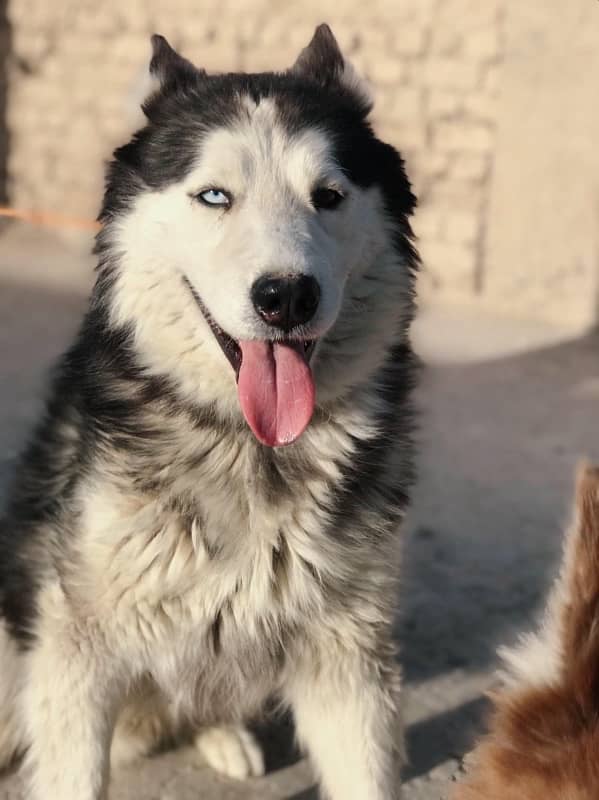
(251, 275, 320, 330)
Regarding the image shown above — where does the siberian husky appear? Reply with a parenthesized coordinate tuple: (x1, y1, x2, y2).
(0, 24, 418, 800)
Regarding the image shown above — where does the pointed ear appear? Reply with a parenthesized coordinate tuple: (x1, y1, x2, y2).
(291, 24, 373, 113)
(292, 24, 344, 82)
(560, 465, 599, 647)
(149, 34, 203, 91)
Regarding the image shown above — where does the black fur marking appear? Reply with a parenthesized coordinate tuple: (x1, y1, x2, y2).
(291, 23, 345, 89)
(210, 609, 223, 656)
(0, 300, 214, 642)
(149, 34, 203, 90)
(97, 45, 416, 232)
(327, 343, 419, 535)
(1, 34, 418, 647)
(271, 532, 291, 588)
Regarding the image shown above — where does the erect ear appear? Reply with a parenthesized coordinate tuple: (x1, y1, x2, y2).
(559, 465, 599, 660)
(135, 35, 205, 121)
(149, 34, 204, 91)
(292, 24, 344, 82)
(291, 24, 373, 113)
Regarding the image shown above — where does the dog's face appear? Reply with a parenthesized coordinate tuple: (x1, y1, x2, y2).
(98, 26, 416, 446)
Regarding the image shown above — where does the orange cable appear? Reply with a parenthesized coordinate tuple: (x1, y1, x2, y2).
(0, 206, 101, 232)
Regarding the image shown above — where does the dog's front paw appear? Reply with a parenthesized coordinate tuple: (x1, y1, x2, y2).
(194, 724, 264, 780)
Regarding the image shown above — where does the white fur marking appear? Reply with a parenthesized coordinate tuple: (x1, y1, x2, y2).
(195, 724, 265, 780)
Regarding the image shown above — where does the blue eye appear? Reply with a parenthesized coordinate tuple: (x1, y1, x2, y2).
(197, 188, 231, 208)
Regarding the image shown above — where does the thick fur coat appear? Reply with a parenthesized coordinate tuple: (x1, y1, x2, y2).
(453, 465, 599, 800)
(0, 25, 418, 800)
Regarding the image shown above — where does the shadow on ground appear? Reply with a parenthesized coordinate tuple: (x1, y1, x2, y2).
(1, 265, 598, 797)
(397, 329, 599, 782)
(401, 330, 599, 677)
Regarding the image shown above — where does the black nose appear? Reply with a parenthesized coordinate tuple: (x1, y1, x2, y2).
(251, 275, 321, 331)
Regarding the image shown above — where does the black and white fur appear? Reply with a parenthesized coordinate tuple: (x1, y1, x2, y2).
(0, 25, 418, 800)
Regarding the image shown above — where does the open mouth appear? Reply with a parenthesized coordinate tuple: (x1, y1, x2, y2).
(184, 276, 317, 447)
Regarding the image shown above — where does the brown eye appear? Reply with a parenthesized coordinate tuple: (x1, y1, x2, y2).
(311, 187, 344, 211)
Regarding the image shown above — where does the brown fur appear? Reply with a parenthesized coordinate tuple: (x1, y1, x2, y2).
(454, 465, 599, 800)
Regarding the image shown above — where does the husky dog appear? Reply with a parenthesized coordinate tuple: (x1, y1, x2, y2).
(0, 24, 418, 800)
(454, 466, 599, 800)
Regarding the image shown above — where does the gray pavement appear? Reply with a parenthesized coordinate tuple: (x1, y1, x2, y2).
(1, 222, 598, 798)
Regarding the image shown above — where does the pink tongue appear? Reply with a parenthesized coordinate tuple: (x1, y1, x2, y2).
(237, 341, 315, 447)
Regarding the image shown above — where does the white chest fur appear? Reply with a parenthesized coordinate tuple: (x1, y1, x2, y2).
(61, 399, 382, 718)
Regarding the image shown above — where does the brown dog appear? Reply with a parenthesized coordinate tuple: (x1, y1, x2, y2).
(453, 465, 599, 800)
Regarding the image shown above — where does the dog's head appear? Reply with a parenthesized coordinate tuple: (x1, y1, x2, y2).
(97, 25, 417, 447)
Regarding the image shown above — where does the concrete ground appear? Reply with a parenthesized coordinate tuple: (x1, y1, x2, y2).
(1, 222, 598, 799)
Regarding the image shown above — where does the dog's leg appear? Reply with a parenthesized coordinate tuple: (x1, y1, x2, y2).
(111, 680, 265, 778)
(194, 724, 265, 780)
(285, 633, 403, 800)
(111, 680, 178, 768)
(20, 586, 120, 800)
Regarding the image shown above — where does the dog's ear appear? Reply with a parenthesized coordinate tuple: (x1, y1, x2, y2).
(135, 35, 205, 121)
(149, 34, 204, 91)
(292, 24, 344, 83)
(558, 464, 599, 694)
(291, 24, 373, 114)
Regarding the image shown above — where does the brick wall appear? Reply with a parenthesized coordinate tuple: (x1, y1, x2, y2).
(4, 1, 598, 328)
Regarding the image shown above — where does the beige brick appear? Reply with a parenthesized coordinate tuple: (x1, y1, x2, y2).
(113, 0, 153, 31)
(396, 0, 437, 25)
(428, 177, 486, 209)
(42, 54, 65, 83)
(380, 120, 427, 151)
(463, 26, 500, 59)
(413, 207, 445, 239)
(384, 87, 422, 120)
(420, 240, 477, 288)
(437, 0, 501, 29)
(463, 93, 498, 121)
(245, 49, 289, 73)
(367, 57, 405, 85)
(483, 63, 501, 96)
(9, 1, 60, 30)
(13, 30, 51, 62)
(434, 120, 494, 152)
(199, 40, 241, 73)
(444, 210, 480, 244)
(3, 0, 510, 315)
(348, 50, 370, 76)
(107, 35, 151, 66)
(416, 266, 440, 298)
(425, 58, 480, 91)
(257, 19, 291, 47)
(428, 90, 461, 117)
(450, 153, 489, 181)
(361, 28, 391, 52)
(288, 23, 322, 49)
(74, 5, 120, 35)
(392, 26, 427, 57)
(408, 152, 451, 189)
(14, 78, 64, 111)
(425, 152, 452, 177)
(429, 27, 462, 56)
